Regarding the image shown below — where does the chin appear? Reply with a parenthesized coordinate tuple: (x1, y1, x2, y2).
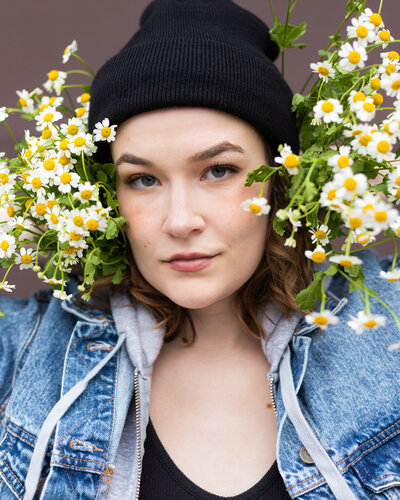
(160, 287, 226, 310)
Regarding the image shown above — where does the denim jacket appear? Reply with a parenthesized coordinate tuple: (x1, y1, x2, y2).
(0, 248, 400, 499)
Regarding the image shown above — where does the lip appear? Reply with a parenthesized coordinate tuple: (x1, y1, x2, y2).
(164, 252, 218, 272)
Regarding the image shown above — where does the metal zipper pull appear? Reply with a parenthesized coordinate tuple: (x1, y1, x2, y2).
(134, 371, 142, 500)
(269, 375, 277, 415)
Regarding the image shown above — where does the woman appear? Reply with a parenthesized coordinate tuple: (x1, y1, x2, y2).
(1, 1, 400, 499)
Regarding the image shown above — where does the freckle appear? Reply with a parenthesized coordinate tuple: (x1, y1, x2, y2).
(182, 337, 188, 344)
(266, 403, 273, 409)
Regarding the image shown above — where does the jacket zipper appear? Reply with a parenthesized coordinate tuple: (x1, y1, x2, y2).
(269, 375, 277, 415)
(134, 371, 142, 500)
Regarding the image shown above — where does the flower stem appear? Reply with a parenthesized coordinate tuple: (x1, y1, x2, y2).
(2, 122, 18, 145)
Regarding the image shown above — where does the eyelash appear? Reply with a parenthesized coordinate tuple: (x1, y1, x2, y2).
(125, 163, 240, 189)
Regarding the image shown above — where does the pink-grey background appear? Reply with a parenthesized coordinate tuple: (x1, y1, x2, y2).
(0, 0, 398, 296)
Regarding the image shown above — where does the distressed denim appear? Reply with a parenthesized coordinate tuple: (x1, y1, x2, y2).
(0, 248, 399, 499)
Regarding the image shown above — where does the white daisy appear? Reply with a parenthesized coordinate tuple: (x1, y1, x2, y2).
(380, 269, 400, 282)
(0, 233, 16, 258)
(35, 106, 63, 130)
(69, 133, 97, 156)
(381, 72, 400, 97)
(313, 99, 343, 123)
(43, 70, 67, 95)
(338, 42, 368, 72)
(93, 118, 118, 143)
(329, 254, 363, 267)
(304, 245, 327, 264)
(347, 311, 386, 334)
(53, 290, 73, 301)
(319, 182, 346, 212)
(348, 90, 366, 112)
(60, 118, 84, 140)
(0, 107, 9, 123)
(353, 97, 376, 122)
(333, 169, 368, 201)
(305, 310, 339, 330)
(274, 144, 299, 175)
(241, 197, 271, 216)
(15, 248, 35, 270)
(346, 17, 376, 47)
(378, 57, 399, 77)
(77, 92, 90, 106)
(62, 40, 78, 64)
(16, 90, 35, 114)
(53, 168, 80, 193)
(310, 61, 335, 83)
(377, 29, 393, 49)
(350, 125, 378, 155)
(309, 224, 331, 245)
(366, 131, 395, 162)
(0, 281, 15, 292)
(73, 182, 99, 204)
(327, 146, 354, 172)
(359, 9, 384, 29)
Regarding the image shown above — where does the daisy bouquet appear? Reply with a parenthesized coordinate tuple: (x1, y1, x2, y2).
(0, 42, 128, 310)
(243, 0, 400, 343)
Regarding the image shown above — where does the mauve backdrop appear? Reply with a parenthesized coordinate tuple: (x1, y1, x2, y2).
(0, 0, 398, 296)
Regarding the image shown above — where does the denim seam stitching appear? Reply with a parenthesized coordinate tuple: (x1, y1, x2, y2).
(71, 326, 109, 344)
(0, 467, 22, 499)
(357, 460, 400, 482)
(0, 432, 16, 460)
(2, 456, 25, 492)
(50, 461, 103, 473)
(65, 467, 79, 499)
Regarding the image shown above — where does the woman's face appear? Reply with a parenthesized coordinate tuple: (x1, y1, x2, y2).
(112, 107, 269, 310)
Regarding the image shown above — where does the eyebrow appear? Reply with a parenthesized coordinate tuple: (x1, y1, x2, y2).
(115, 141, 245, 168)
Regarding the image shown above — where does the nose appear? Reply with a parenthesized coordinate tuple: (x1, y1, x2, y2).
(162, 182, 206, 238)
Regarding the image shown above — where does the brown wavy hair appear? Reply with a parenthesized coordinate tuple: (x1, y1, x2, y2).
(82, 138, 314, 345)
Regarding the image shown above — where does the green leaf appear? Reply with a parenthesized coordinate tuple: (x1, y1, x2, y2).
(273, 217, 287, 236)
(295, 273, 323, 310)
(112, 266, 123, 284)
(303, 180, 318, 202)
(105, 219, 119, 240)
(270, 19, 307, 51)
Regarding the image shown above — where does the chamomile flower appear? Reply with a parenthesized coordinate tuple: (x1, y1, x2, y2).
(53, 290, 73, 301)
(305, 245, 327, 264)
(390, 216, 400, 237)
(309, 224, 331, 246)
(274, 144, 299, 175)
(35, 106, 63, 130)
(329, 254, 363, 267)
(327, 146, 354, 172)
(69, 133, 97, 156)
(287, 208, 302, 231)
(0, 107, 9, 123)
(74, 182, 99, 204)
(377, 29, 394, 49)
(93, 118, 117, 143)
(380, 269, 400, 282)
(350, 125, 378, 155)
(25, 170, 50, 198)
(348, 90, 366, 112)
(305, 310, 339, 330)
(362, 198, 398, 231)
(359, 9, 384, 29)
(41, 277, 63, 286)
(31, 197, 49, 219)
(347, 311, 386, 334)
(53, 168, 80, 193)
(0, 233, 16, 258)
(319, 181, 346, 212)
(39, 95, 63, 112)
(310, 61, 335, 83)
(346, 17, 376, 47)
(10, 216, 33, 231)
(0, 281, 15, 292)
(84, 209, 108, 232)
(15, 248, 35, 270)
(378, 57, 399, 77)
(338, 42, 367, 72)
(77, 92, 90, 106)
(366, 131, 395, 161)
(241, 197, 271, 215)
(313, 99, 343, 123)
(352, 229, 376, 246)
(16, 90, 35, 114)
(75, 106, 88, 123)
(353, 97, 376, 122)
(381, 72, 400, 97)
(333, 169, 368, 201)
(381, 50, 400, 62)
(44, 206, 62, 231)
(60, 118, 84, 140)
(62, 40, 78, 64)
(43, 70, 67, 95)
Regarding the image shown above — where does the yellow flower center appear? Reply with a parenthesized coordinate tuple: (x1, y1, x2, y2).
(7, 206, 14, 217)
(32, 178, 42, 189)
(74, 137, 86, 147)
(379, 30, 390, 42)
(80, 93, 90, 103)
(81, 189, 93, 200)
(249, 203, 261, 214)
(59, 139, 70, 151)
(352, 129, 362, 136)
(395, 188, 400, 199)
(76, 107, 87, 118)
(383, 123, 393, 135)
(321, 101, 334, 113)
(35, 203, 47, 215)
(363, 203, 374, 213)
(377, 140, 390, 154)
(397, 227, 400, 237)
(339, 259, 353, 267)
(47, 200, 57, 209)
(284, 154, 298, 168)
(359, 134, 371, 146)
(348, 50, 361, 64)
(314, 316, 328, 326)
(372, 93, 383, 106)
(69, 231, 82, 241)
(25, 199, 33, 209)
(370, 13, 382, 27)
(101, 126, 111, 137)
(370, 78, 381, 90)
(67, 124, 79, 135)
(19, 97, 27, 107)
(50, 214, 59, 224)
(388, 51, 400, 61)
(363, 102, 375, 113)
(344, 178, 357, 191)
(65, 247, 75, 255)
(364, 319, 377, 328)
(0, 240, 9, 251)
(386, 64, 396, 75)
(375, 211, 387, 222)
(318, 66, 329, 76)
(73, 215, 84, 227)
(21, 254, 33, 264)
(48, 70, 59, 81)
(352, 92, 366, 102)
(356, 233, 369, 245)
(42, 127, 52, 140)
(43, 159, 56, 171)
(315, 230, 327, 239)
(327, 189, 336, 201)
(349, 217, 362, 228)
(391, 80, 400, 91)
(60, 172, 72, 185)
(337, 156, 350, 168)
(356, 26, 368, 38)
(0, 174, 9, 185)
(312, 251, 326, 263)
(43, 112, 54, 122)
(86, 219, 99, 231)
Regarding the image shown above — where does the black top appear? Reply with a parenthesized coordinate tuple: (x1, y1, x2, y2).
(139, 418, 291, 499)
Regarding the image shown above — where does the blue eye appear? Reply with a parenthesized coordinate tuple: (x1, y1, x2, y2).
(128, 174, 158, 188)
(204, 164, 239, 180)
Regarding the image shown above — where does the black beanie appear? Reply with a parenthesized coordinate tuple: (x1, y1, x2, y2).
(89, 0, 299, 163)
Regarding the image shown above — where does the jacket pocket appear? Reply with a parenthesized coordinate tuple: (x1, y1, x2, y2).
(0, 417, 51, 499)
(351, 430, 400, 499)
